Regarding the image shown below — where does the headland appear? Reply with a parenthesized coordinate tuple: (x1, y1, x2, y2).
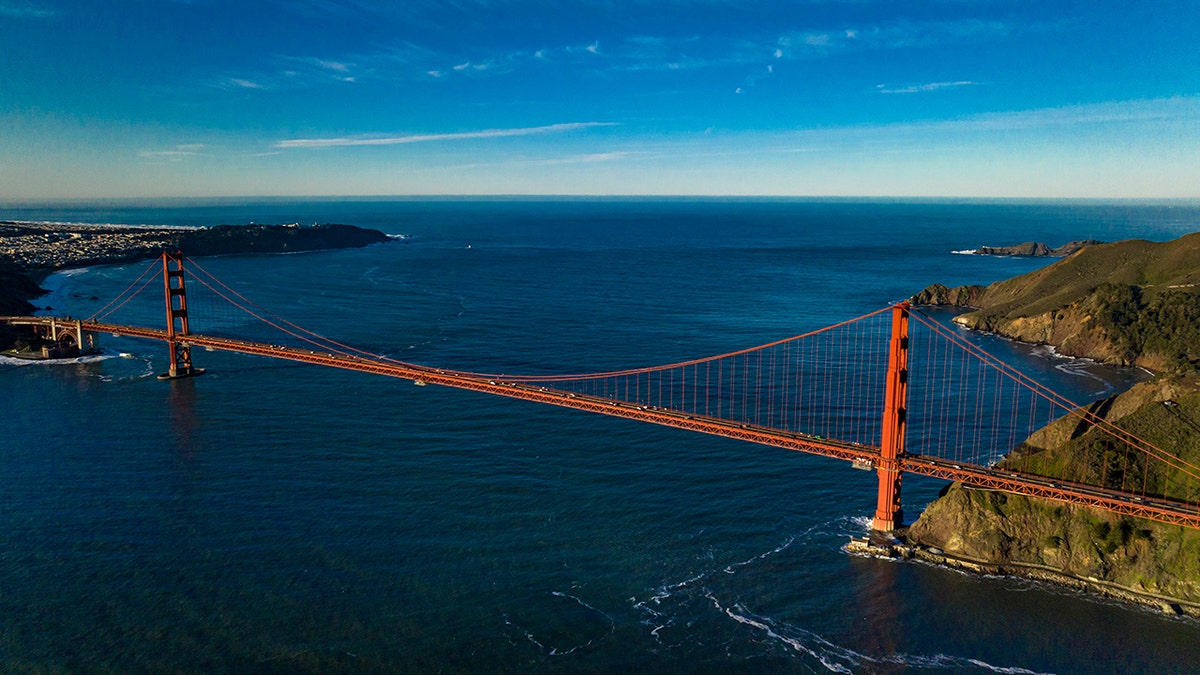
(902, 232, 1200, 613)
(0, 220, 392, 315)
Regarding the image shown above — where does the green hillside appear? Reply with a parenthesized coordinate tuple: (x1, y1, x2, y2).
(915, 232, 1200, 372)
(905, 378, 1200, 606)
(979, 233, 1200, 319)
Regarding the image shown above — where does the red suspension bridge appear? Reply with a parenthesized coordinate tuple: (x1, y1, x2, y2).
(6, 252, 1200, 532)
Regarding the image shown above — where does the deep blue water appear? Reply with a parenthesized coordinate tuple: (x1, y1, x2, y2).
(2, 199, 1199, 673)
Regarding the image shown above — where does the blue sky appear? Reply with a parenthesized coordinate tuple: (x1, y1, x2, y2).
(2, 0, 1198, 199)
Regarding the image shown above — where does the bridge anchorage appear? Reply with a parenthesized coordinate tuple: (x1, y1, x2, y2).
(156, 251, 204, 380)
(1, 316, 98, 360)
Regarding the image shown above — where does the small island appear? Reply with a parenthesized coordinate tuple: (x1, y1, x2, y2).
(904, 231, 1200, 614)
(967, 239, 1102, 257)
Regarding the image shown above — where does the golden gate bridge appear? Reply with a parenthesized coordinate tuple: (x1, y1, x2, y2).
(5, 252, 1200, 532)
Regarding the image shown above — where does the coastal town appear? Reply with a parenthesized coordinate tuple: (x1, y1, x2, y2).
(0, 220, 191, 269)
(0, 220, 391, 319)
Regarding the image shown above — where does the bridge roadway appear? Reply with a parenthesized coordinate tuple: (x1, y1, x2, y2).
(7, 315, 1200, 530)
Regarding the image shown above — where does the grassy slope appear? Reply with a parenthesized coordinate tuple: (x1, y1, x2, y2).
(906, 378, 1200, 602)
(942, 232, 1200, 369)
(975, 234, 1200, 319)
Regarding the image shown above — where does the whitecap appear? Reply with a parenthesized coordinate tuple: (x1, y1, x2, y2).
(711, 595, 1052, 674)
(0, 351, 115, 367)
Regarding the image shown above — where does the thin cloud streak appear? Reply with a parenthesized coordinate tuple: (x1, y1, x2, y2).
(138, 144, 207, 162)
(766, 96, 1200, 150)
(876, 81, 977, 94)
(276, 122, 617, 148)
(0, 1, 53, 18)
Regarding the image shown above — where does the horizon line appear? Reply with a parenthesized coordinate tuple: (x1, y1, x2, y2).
(5, 194, 1200, 205)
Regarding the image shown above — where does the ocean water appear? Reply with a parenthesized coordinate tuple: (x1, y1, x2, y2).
(2, 198, 1199, 673)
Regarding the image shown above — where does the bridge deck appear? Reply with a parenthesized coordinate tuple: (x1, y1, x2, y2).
(6, 315, 1199, 530)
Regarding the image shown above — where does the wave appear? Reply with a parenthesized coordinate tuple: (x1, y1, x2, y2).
(712, 597, 1052, 674)
(628, 514, 1051, 673)
(503, 590, 615, 658)
(951, 249, 978, 255)
(0, 351, 116, 367)
(0, 349, 157, 382)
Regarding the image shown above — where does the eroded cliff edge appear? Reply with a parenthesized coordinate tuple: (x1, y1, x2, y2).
(903, 232, 1200, 612)
(912, 232, 1200, 372)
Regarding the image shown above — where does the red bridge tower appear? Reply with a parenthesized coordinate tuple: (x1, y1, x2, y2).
(157, 251, 204, 380)
(873, 303, 909, 532)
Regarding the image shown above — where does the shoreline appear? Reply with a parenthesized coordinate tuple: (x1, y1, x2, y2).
(847, 537, 1200, 618)
(0, 221, 392, 317)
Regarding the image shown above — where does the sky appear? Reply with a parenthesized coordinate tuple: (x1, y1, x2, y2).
(1, 0, 1199, 200)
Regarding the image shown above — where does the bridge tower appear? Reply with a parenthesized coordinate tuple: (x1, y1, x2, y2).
(157, 251, 204, 380)
(873, 303, 909, 532)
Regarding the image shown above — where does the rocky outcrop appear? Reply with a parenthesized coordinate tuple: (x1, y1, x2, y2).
(975, 239, 1101, 257)
(908, 283, 987, 308)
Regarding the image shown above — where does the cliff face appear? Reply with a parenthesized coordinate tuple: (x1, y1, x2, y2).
(906, 378, 1200, 605)
(908, 484, 1200, 604)
(914, 232, 1200, 370)
(908, 283, 987, 308)
(0, 262, 43, 315)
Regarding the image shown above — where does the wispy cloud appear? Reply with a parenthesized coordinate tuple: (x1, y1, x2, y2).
(228, 78, 265, 90)
(209, 18, 1010, 92)
(776, 19, 1008, 60)
(0, 1, 53, 18)
(276, 122, 617, 149)
(422, 18, 1009, 82)
(767, 96, 1200, 150)
(933, 96, 1200, 132)
(139, 144, 206, 161)
(531, 151, 639, 165)
(876, 80, 977, 94)
(212, 52, 369, 92)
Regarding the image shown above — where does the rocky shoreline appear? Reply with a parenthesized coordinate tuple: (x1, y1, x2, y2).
(0, 220, 392, 315)
(847, 537, 1200, 617)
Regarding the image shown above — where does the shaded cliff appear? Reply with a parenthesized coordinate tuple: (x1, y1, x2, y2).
(905, 378, 1200, 607)
(913, 232, 1200, 371)
(0, 261, 43, 315)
